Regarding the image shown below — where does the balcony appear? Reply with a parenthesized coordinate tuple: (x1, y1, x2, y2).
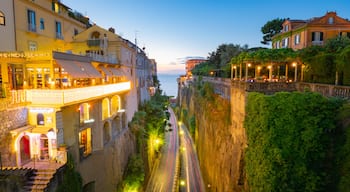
(87, 52, 118, 64)
(56, 33, 64, 40)
(26, 81, 130, 106)
(28, 24, 36, 33)
(87, 39, 101, 46)
(312, 41, 324, 46)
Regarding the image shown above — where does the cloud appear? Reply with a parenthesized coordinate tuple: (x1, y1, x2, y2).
(169, 62, 177, 65)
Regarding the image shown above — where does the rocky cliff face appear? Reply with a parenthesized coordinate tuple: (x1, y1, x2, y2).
(179, 83, 247, 191)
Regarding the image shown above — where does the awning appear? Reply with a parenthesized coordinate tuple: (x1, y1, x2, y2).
(55, 59, 89, 78)
(98, 66, 113, 76)
(29, 127, 54, 134)
(75, 61, 102, 78)
(108, 67, 123, 76)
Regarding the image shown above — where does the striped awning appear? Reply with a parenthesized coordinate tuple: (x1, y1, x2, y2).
(98, 66, 113, 76)
(55, 59, 89, 78)
(75, 61, 102, 78)
(108, 67, 123, 76)
(55, 60, 102, 78)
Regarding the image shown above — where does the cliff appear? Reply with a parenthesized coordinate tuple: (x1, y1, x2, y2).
(179, 81, 247, 191)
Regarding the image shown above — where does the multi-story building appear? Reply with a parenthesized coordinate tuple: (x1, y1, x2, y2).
(272, 11, 350, 50)
(0, 0, 156, 191)
(185, 58, 206, 77)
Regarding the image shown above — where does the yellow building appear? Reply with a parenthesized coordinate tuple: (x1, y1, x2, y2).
(0, 0, 152, 191)
(272, 11, 350, 50)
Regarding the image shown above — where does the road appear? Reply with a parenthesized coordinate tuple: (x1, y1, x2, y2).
(179, 123, 206, 192)
(145, 107, 179, 192)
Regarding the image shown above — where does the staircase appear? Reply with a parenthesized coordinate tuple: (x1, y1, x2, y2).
(23, 169, 56, 192)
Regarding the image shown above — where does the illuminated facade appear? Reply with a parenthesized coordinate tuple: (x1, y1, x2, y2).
(185, 58, 206, 77)
(272, 12, 350, 50)
(0, 0, 156, 190)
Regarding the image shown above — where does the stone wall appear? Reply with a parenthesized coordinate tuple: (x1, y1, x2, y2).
(0, 107, 28, 167)
(179, 83, 247, 191)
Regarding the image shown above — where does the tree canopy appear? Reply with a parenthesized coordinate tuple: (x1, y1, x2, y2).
(260, 18, 285, 45)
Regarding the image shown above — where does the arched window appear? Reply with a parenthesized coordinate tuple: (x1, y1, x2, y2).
(37, 113, 44, 125)
(79, 103, 90, 123)
(91, 31, 100, 39)
(328, 17, 334, 24)
(102, 98, 110, 120)
(0, 11, 5, 25)
(111, 95, 120, 115)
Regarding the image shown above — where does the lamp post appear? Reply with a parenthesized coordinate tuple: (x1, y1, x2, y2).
(293, 62, 298, 82)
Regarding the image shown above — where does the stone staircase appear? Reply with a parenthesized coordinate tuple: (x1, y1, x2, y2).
(23, 169, 56, 192)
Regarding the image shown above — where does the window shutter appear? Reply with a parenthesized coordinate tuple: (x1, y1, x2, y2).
(320, 32, 324, 41)
(312, 32, 315, 41)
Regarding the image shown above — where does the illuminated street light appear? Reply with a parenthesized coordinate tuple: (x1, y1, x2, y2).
(292, 62, 298, 82)
(180, 180, 186, 186)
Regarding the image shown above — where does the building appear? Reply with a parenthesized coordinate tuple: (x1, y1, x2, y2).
(272, 11, 350, 50)
(0, 0, 156, 191)
(185, 58, 206, 77)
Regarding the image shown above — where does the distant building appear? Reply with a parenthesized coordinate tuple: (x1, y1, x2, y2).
(185, 58, 206, 77)
(272, 11, 350, 50)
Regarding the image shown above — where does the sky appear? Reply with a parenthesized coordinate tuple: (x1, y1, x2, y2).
(63, 0, 350, 75)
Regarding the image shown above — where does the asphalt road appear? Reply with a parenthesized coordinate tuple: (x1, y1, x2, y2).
(145, 107, 179, 192)
(179, 123, 206, 192)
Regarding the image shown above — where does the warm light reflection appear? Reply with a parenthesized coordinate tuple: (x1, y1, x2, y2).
(27, 81, 131, 105)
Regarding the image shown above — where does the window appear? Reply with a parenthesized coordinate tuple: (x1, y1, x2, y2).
(52, 1, 60, 13)
(328, 17, 334, 24)
(79, 128, 92, 157)
(37, 113, 44, 125)
(40, 18, 45, 30)
(281, 38, 289, 48)
(74, 28, 78, 35)
(312, 32, 324, 41)
(102, 98, 110, 120)
(0, 11, 5, 25)
(275, 41, 280, 49)
(294, 34, 300, 45)
(27, 10, 36, 32)
(284, 25, 289, 32)
(28, 41, 37, 51)
(55, 21, 63, 39)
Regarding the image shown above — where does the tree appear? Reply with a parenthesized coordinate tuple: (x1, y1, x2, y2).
(261, 18, 285, 45)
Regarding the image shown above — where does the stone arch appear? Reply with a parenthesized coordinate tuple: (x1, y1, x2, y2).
(103, 121, 111, 145)
(102, 98, 110, 120)
(112, 115, 121, 135)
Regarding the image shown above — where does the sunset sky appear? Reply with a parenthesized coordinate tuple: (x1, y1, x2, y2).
(64, 0, 350, 74)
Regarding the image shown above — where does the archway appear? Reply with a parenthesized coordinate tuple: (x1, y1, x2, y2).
(40, 134, 49, 160)
(19, 135, 30, 164)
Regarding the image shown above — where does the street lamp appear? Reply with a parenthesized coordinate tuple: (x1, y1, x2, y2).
(292, 62, 298, 82)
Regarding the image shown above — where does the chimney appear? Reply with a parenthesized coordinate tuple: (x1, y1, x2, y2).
(108, 27, 115, 33)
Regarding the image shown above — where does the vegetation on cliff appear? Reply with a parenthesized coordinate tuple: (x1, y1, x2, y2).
(118, 87, 169, 191)
(245, 91, 342, 191)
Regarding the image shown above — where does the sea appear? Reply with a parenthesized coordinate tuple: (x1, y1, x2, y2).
(157, 73, 181, 98)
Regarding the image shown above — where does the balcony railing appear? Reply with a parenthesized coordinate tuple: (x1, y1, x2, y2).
(28, 24, 36, 32)
(26, 81, 131, 106)
(87, 39, 101, 46)
(312, 41, 324, 46)
(87, 52, 118, 64)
